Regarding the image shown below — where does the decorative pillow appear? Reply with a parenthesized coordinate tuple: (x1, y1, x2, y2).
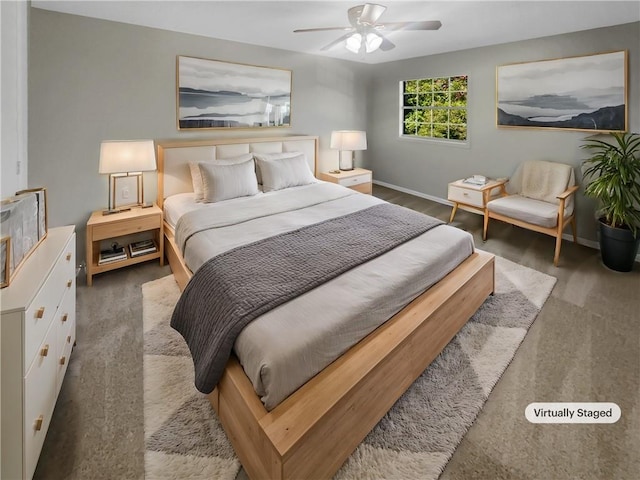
(189, 153, 253, 201)
(253, 151, 304, 184)
(256, 153, 316, 193)
(199, 158, 259, 203)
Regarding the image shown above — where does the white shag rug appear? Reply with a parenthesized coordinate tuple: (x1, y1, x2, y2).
(143, 255, 556, 479)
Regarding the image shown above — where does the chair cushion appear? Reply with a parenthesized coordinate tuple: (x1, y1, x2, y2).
(520, 160, 572, 205)
(487, 195, 559, 228)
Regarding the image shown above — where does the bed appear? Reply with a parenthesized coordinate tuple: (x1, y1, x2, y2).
(156, 135, 495, 479)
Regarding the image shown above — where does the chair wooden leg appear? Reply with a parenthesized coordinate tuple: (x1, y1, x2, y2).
(554, 234, 562, 267)
(571, 217, 577, 243)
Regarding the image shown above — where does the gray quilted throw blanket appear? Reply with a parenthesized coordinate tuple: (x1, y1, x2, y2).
(170, 202, 443, 394)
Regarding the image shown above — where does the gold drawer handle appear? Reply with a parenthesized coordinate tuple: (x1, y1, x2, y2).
(41, 344, 50, 357)
(36, 307, 45, 319)
(59, 356, 66, 366)
(67, 279, 73, 288)
(67, 335, 72, 344)
(35, 415, 44, 431)
(66, 253, 72, 261)
(62, 313, 68, 323)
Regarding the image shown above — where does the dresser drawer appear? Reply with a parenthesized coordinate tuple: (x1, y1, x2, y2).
(24, 322, 58, 480)
(337, 172, 372, 187)
(448, 184, 484, 207)
(92, 214, 160, 241)
(24, 242, 75, 372)
(56, 314, 75, 396)
(56, 286, 76, 357)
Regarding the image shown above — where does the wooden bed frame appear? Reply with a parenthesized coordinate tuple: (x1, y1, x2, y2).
(156, 135, 495, 479)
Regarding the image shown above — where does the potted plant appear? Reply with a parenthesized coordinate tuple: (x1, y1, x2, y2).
(581, 131, 640, 272)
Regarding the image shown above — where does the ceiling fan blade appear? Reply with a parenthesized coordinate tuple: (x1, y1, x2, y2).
(294, 26, 352, 33)
(360, 3, 387, 25)
(380, 20, 442, 31)
(378, 34, 395, 51)
(320, 32, 353, 51)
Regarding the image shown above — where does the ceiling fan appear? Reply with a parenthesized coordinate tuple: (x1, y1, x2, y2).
(293, 3, 442, 54)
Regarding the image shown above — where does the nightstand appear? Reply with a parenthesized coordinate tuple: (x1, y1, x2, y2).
(319, 168, 373, 194)
(447, 178, 505, 223)
(85, 205, 164, 286)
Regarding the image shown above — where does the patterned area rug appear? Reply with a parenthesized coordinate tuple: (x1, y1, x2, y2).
(143, 255, 556, 479)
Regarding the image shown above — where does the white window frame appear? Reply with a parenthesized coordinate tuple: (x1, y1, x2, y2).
(399, 75, 469, 145)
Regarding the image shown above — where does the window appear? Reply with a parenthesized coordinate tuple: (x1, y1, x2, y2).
(401, 75, 468, 142)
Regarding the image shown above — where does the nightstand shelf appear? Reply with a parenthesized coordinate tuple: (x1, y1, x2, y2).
(86, 205, 164, 286)
(319, 168, 372, 194)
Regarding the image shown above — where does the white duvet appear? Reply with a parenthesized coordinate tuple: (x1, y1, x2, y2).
(166, 182, 475, 410)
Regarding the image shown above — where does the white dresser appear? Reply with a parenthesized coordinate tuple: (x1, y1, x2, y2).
(1, 225, 76, 480)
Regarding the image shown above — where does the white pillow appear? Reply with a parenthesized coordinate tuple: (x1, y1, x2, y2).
(199, 158, 259, 203)
(189, 153, 253, 201)
(256, 153, 316, 193)
(253, 151, 304, 184)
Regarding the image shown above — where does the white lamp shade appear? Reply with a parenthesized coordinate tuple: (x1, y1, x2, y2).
(99, 140, 156, 174)
(365, 33, 383, 53)
(330, 131, 367, 151)
(345, 33, 362, 54)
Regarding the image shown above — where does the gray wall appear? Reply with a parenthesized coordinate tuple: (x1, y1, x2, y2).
(28, 8, 639, 261)
(28, 9, 370, 261)
(367, 22, 640, 244)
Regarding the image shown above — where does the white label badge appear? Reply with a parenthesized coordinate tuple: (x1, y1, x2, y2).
(525, 403, 621, 424)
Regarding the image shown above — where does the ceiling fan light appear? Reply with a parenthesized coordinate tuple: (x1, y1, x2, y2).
(345, 33, 362, 53)
(365, 32, 383, 52)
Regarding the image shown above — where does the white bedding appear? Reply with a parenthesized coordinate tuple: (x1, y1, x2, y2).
(165, 182, 475, 410)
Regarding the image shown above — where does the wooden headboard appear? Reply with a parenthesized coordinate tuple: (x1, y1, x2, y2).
(156, 135, 319, 208)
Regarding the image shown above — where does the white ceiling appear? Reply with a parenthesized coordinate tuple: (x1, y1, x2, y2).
(32, 0, 640, 64)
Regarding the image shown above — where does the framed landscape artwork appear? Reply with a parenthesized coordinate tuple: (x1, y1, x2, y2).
(176, 56, 292, 130)
(0, 188, 47, 287)
(497, 50, 627, 132)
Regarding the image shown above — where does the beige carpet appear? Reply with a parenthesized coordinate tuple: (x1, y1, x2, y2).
(142, 255, 555, 479)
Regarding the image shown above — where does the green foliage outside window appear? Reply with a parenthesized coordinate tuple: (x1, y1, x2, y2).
(402, 75, 468, 141)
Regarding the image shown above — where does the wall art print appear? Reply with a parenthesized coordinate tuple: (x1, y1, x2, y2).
(497, 50, 627, 132)
(177, 56, 292, 130)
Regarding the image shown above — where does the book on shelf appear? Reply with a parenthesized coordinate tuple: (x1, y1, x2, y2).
(98, 246, 127, 265)
(129, 239, 157, 257)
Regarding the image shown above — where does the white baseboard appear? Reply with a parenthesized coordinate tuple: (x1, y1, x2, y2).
(373, 179, 639, 262)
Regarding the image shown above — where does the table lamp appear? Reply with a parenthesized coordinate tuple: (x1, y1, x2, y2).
(330, 130, 367, 171)
(98, 140, 156, 215)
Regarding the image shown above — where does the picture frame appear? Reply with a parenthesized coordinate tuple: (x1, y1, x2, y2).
(176, 55, 292, 130)
(0, 187, 47, 288)
(16, 187, 48, 241)
(496, 50, 627, 132)
(0, 236, 9, 288)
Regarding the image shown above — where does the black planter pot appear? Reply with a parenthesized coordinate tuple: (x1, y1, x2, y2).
(598, 220, 640, 272)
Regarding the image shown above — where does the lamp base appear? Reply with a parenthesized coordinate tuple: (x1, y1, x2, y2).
(102, 207, 130, 216)
(338, 150, 355, 171)
(339, 167, 354, 171)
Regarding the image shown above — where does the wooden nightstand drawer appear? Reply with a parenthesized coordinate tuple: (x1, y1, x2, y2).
(320, 168, 373, 195)
(91, 214, 160, 241)
(448, 185, 484, 207)
(336, 172, 372, 187)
